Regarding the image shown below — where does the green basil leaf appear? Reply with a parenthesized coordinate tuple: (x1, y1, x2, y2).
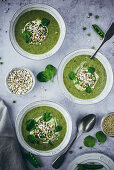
(84, 135, 96, 148)
(85, 86, 92, 93)
(68, 72, 75, 80)
(37, 71, 50, 82)
(27, 135, 40, 145)
(41, 18, 50, 26)
(42, 112, 52, 122)
(45, 64, 57, 79)
(88, 67, 95, 74)
(26, 119, 37, 131)
(96, 131, 107, 143)
(54, 125, 62, 132)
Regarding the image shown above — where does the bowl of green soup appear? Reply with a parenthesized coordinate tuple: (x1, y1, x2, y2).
(58, 49, 113, 104)
(10, 4, 66, 60)
(15, 101, 72, 156)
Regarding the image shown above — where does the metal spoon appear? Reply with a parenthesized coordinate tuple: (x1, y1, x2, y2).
(90, 22, 114, 59)
(52, 114, 96, 169)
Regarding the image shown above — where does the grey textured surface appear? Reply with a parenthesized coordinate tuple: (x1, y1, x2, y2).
(0, 0, 114, 170)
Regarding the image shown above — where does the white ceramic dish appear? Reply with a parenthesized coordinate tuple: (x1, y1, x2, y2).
(9, 3, 66, 60)
(58, 49, 113, 104)
(67, 153, 114, 170)
(101, 113, 114, 137)
(15, 101, 72, 156)
(6, 67, 35, 96)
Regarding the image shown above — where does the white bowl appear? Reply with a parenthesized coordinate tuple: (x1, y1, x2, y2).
(101, 113, 114, 137)
(15, 101, 72, 156)
(6, 67, 35, 96)
(9, 3, 66, 60)
(58, 49, 113, 104)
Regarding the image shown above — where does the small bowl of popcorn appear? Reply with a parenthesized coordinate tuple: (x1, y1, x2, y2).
(6, 67, 35, 95)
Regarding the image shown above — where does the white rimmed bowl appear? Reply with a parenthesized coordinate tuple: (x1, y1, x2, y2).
(101, 113, 114, 137)
(6, 67, 35, 96)
(15, 101, 72, 156)
(58, 49, 113, 104)
(9, 3, 66, 60)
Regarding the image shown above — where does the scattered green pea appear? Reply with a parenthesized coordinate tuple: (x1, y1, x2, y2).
(69, 151, 73, 154)
(79, 146, 83, 149)
(91, 46, 95, 49)
(12, 100, 16, 103)
(95, 15, 99, 19)
(83, 27, 87, 30)
(0, 62, 3, 64)
(89, 12, 92, 16)
(88, 33, 91, 36)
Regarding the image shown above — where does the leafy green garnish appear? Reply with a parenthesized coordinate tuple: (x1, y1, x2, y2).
(37, 65, 57, 82)
(45, 64, 57, 79)
(26, 119, 37, 131)
(85, 86, 92, 93)
(41, 18, 50, 26)
(42, 112, 52, 122)
(40, 132, 45, 138)
(84, 135, 96, 148)
(25, 152, 41, 168)
(88, 67, 95, 74)
(27, 135, 40, 145)
(75, 78, 79, 84)
(68, 72, 75, 80)
(48, 140, 53, 146)
(22, 30, 32, 43)
(96, 131, 107, 144)
(37, 71, 50, 82)
(54, 125, 62, 132)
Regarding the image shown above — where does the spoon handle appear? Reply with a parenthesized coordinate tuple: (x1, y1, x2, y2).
(52, 133, 81, 169)
(90, 22, 114, 59)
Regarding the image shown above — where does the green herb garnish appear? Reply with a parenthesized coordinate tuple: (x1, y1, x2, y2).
(92, 24, 104, 38)
(88, 67, 95, 74)
(75, 78, 79, 84)
(41, 18, 50, 26)
(22, 30, 32, 43)
(42, 112, 52, 122)
(48, 140, 53, 146)
(26, 119, 37, 131)
(68, 72, 75, 80)
(85, 86, 92, 93)
(96, 131, 107, 144)
(37, 65, 57, 82)
(27, 135, 40, 145)
(54, 125, 62, 132)
(88, 33, 91, 36)
(84, 135, 96, 148)
(25, 152, 41, 168)
(83, 27, 87, 30)
(40, 132, 45, 138)
(95, 15, 99, 19)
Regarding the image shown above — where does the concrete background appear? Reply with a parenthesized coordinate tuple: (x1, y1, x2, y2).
(0, 0, 114, 169)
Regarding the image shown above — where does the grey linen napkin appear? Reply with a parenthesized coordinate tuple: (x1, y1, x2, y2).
(0, 100, 27, 170)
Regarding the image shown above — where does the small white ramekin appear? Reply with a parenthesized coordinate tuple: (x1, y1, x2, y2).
(15, 100, 72, 156)
(6, 67, 35, 96)
(101, 113, 114, 137)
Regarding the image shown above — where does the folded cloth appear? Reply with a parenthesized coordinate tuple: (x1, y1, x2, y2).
(0, 100, 27, 170)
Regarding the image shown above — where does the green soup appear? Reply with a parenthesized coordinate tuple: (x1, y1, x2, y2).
(63, 55, 107, 99)
(21, 106, 67, 151)
(15, 10, 60, 54)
